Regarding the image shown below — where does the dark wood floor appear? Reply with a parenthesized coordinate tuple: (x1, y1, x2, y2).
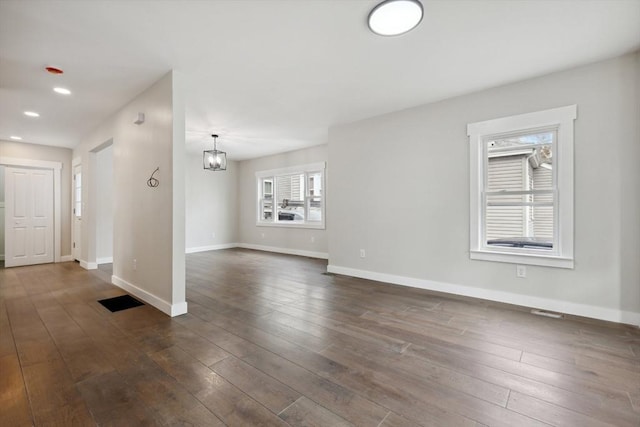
(1, 249, 639, 426)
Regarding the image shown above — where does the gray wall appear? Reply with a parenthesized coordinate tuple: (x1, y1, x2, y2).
(238, 144, 328, 256)
(185, 155, 239, 250)
(328, 52, 640, 321)
(96, 144, 113, 263)
(73, 71, 186, 315)
(0, 141, 73, 257)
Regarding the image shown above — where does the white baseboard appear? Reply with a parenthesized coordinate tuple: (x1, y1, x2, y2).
(111, 275, 188, 317)
(79, 259, 98, 270)
(59, 255, 73, 262)
(327, 264, 640, 327)
(238, 243, 328, 259)
(97, 257, 113, 264)
(186, 243, 238, 254)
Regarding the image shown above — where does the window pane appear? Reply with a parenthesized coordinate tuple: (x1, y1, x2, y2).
(263, 179, 273, 198)
(308, 172, 322, 196)
(276, 174, 305, 221)
(485, 130, 554, 250)
(261, 199, 273, 221)
(485, 194, 554, 250)
(487, 132, 554, 192)
(308, 197, 322, 222)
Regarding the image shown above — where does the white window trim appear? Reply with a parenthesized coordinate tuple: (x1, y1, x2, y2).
(467, 105, 576, 269)
(256, 162, 326, 229)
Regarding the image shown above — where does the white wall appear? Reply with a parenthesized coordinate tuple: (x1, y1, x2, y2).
(73, 71, 186, 317)
(185, 154, 238, 252)
(328, 53, 640, 324)
(238, 144, 328, 257)
(96, 144, 113, 263)
(0, 141, 73, 258)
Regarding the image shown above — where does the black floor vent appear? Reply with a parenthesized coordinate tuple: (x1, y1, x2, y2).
(98, 294, 144, 312)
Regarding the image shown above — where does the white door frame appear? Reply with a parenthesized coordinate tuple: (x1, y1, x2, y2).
(0, 156, 62, 263)
(72, 157, 81, 262)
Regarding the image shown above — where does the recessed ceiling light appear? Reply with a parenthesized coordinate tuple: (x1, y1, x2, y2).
(53, 87, 71, 95)
(24, 111, 40, 117)
(368, 0, 424, 36)
(10, 136, 23, 140)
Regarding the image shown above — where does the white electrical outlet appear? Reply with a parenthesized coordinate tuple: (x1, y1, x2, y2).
(516, 264, 526, 278)
(360, 249, 366, 258)
(261, 233, 265, 238)
(211, 232, 216, 239)
(311, 236, 315, 243)
(133, 258, 137, 271)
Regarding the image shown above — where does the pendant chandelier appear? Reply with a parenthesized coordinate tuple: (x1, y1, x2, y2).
(203, 134, 227, 171)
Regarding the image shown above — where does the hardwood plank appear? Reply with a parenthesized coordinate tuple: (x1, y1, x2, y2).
(76, 370, 165, 426)
(148, 345, 282, 425)
(120, 352, 226, 426)
(378, 412, 441, 427)
(148, 345, 225, 395)
(403, 344, 640, 426)
(0, 302, 18, 359)
(278, 396, 353, 426)
(0, 354, 33, 427)
(242, 347, 389, 426)
(36, 304, 115, 382)
(507, 391, 621, 427)
(5, 297, 62, 367)
(211, 355, 301, 414)
(21, 358, 95, 425)
(317, 344, 538, 427)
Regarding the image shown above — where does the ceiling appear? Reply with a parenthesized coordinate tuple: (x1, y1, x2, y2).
(1, 0, 639, 160)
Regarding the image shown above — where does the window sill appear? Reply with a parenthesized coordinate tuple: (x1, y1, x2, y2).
(470, 250, 573, 269)
(256, 221, 325, 230)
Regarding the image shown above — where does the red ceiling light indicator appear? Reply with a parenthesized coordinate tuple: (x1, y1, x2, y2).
(45, 66, 64, 75)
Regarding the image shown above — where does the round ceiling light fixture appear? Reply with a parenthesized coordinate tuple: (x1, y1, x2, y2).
(24, 111, 40, 117)
(10, 136, 23, 140)
(368, 0, 424, 36)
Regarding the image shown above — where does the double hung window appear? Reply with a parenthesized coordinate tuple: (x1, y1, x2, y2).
(468, 105, 576, 268)
(256, 162, 325, 229)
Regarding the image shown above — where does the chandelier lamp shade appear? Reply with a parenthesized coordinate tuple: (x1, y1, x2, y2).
(203, 134, 227, 171)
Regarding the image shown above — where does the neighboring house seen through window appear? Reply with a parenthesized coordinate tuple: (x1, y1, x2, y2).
(468, 105, 576, 268)
(256, 162, 325, 229)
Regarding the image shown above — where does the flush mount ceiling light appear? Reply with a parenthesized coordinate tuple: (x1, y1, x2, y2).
(10, 136, 22, 140)
(368, 0, 424, 36)
(24, 111, 40, 117)
(53, 87, 71, 95)
(203, 134, 227, 171)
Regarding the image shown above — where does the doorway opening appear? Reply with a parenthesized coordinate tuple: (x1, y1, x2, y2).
(95, 143, 113, 266)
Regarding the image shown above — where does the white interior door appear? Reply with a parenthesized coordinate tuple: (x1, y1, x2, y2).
(4, 167, 54, 267)
(73, 164, 82, 261)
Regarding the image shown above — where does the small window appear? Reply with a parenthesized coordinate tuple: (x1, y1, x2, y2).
(74, 171, 82, 218)
(256, 162, 325, 229)
(468, 105, 576, 268)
